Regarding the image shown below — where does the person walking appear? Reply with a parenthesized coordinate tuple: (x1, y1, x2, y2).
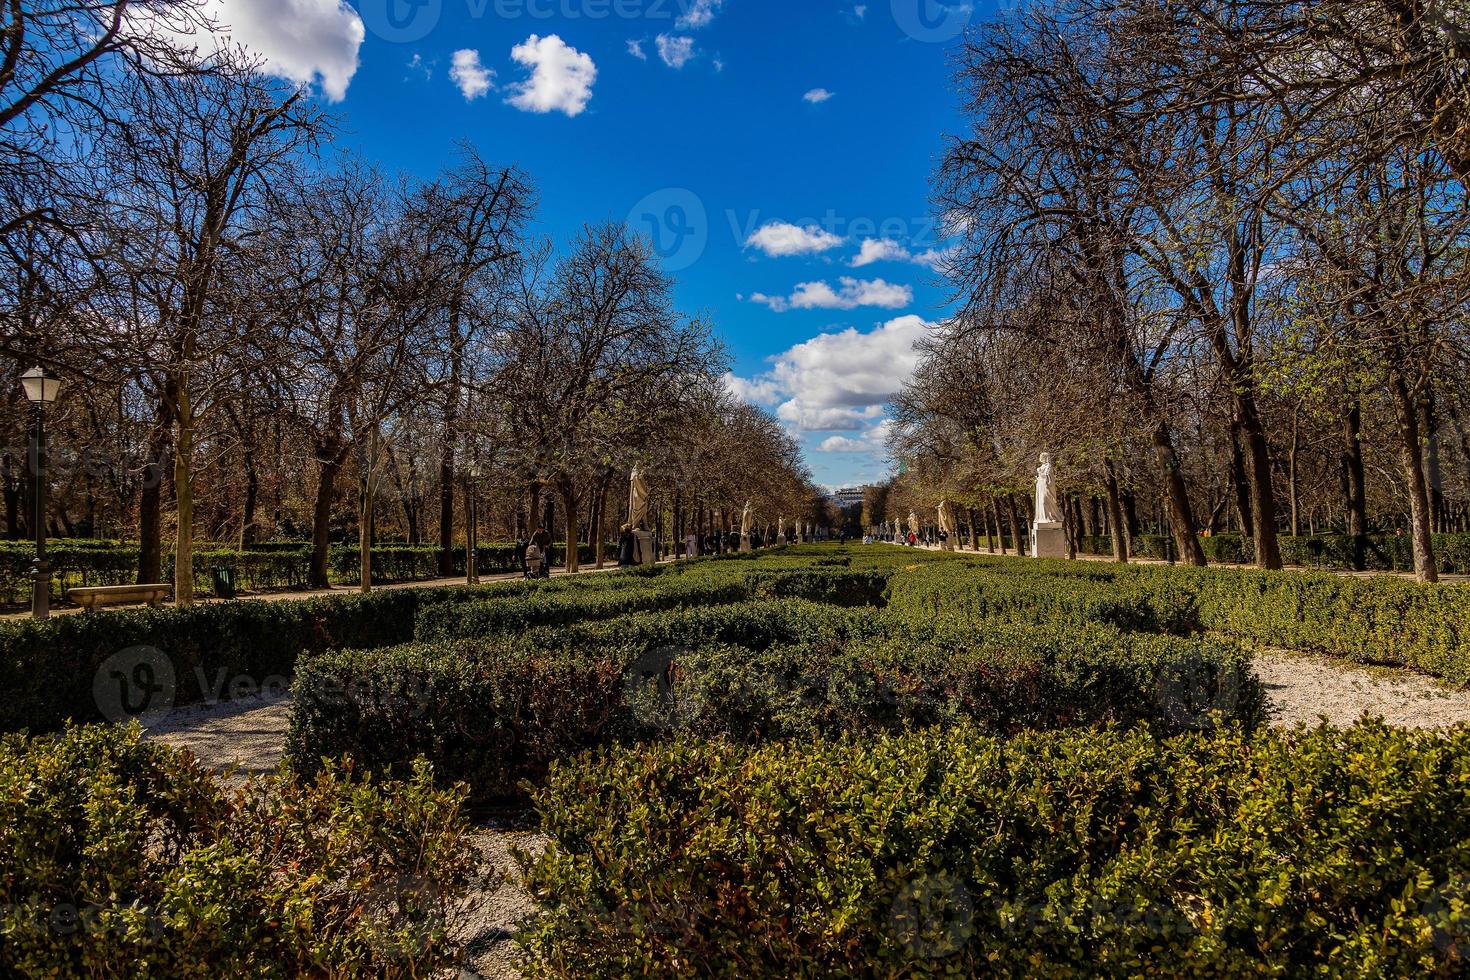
(531, 525, 552, 578)
(685, 529, 700, 558)
(617, 524, 636, 567)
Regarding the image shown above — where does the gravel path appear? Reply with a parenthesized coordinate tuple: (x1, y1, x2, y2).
(1256, 651, 1470, 729)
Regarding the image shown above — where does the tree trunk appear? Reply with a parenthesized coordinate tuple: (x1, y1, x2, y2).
(1341, 400, 1368, 569)
(594, 474, 610, 568)
(1006, 495, 1026, 556)
(1392, 377, 1440, 583)
(1105, 459, 1129, 563)
(1151, 423, 1206, 566)
(1229, 419, 1254, 539)
(1238, 395, 1283, 570)
(309, 440, 345, 590)
(241, 453, 258, 549)
(138, 426, 166, 584)
(1422, 392, 1446, 532)
(358, 427, 381, 594)
(560, 482, 580, 573)
(173, 396, 196, 608)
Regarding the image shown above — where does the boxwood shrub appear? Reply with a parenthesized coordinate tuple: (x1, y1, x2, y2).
(520, 721, 1470, 977)
(287, 601, 1263, 801)
(0, 723, 481, 976)
(0, 575, 623, 734)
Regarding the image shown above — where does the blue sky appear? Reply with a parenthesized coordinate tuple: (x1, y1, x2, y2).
(204, 0, 977, 487)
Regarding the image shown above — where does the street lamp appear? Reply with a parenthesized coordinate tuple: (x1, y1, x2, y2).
(463, 460, 481, 586)
(20, 366, 62, 619)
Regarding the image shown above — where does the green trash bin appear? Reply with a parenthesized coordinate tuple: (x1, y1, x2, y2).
(211, 565, 236, 600)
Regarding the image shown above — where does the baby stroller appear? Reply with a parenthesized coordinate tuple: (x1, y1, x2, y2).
(523, 543, 550, 580)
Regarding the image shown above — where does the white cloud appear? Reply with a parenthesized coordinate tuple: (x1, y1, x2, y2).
(675, 0, 723, 29)
(750, 277, 913, 312)
(854, 4, 868, 18)
(656, 34, 697, 69)
(851, 238, 909, 266)
(850, 237, 955, 272)
(145, 0, 363, 101)
(406, 53, 432, 80)
(726, 316, 934, 437)
(820, 422, 892, 453)
(449, 49, 494, 100)
(745, 220, 845, 258)
(506, 34, 597, 117)
(627, 38, 648, 60)
(803, 88, 834, 103)
(722, 372, 782, 406)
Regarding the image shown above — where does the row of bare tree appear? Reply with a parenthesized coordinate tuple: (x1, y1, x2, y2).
(0, 0, 824, 604)
(887, 0, 1470, 582)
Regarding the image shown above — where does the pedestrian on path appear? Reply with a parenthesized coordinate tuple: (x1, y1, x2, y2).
(618, 524, 636, 567)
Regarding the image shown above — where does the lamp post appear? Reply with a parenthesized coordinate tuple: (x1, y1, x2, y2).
(20, 366, 62, 619)
(463, 460, 481, 586)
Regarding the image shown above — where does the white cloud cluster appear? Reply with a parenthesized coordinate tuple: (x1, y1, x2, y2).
(745, 221, 844, 257)
(749, 277, 912, 312)
(851, 237, 953, 271)
(820, 420, 893, 453)
(803, 88, 834, 103)
(449, 49, 494, 101)
(506, 34, 597, 117)
(675, 0, 724, 29)
(146, 0, 364, 101)
(726, 316, 934, 439)
(656, 33, 697, 68)
(627, 39, 648, 60)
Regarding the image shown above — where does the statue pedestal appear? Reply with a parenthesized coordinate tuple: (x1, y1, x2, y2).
(1031, 521, 1067, 559)
(633, 530, 656, 566)
(740, 534, 752, 553)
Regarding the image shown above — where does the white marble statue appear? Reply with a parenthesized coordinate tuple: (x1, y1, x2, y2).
(740, 499, 753, 551)
(908, 512, 919, 538)
(777, 515, 785, 543)
(938, 500, 955, 550)
(628, 467, 650, 529)
(1034, 453, 1060, 525)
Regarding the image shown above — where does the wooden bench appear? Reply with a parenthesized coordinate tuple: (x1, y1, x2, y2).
(67, 584, 172, 613)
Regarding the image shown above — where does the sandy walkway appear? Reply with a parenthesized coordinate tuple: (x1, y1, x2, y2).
(1256, 651, 1470, 729)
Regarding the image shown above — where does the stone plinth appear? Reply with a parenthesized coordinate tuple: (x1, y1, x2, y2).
(633, 530, 656, 566)
(1031, 521, 1067, 559)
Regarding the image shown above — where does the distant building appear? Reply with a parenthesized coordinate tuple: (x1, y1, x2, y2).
(831, 487, 868, 509)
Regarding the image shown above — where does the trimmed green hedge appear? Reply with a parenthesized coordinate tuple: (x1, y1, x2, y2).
(1080, 531, 1470, 573)
(520, 721, 1470, 977)
(0, 723, 480, 976)
(288, 598, 1263, 802)
(413, 575, 754, 643)
(0, 575, 621, 734)
(884, 554, 1470, 683)
(0, 539, 604, 605)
